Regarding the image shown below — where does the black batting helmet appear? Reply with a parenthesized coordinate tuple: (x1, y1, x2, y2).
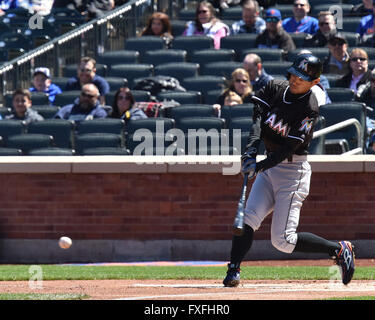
(286, 54, 323, 82)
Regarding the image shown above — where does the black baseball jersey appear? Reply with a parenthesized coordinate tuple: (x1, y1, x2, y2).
(246, 79, 320, 172)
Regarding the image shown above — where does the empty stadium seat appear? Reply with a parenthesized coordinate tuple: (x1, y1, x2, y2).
(154, 62, 199, 82)
(342, 17, 362, 33)
(240, 48, 283, 62)
(75, 133, 122, 155)
(142, 49, 187, 66)
(27, 119, 75, 149)
(30, 105, 60, 119)
(80, 147, 130, 155)
(261, 61, 291, 77)
(157, 91, 202, 104)
(171, 36, 214, 58)
(220, 34, 258, 53)
(221, 104, 254, 126)
(201, 61, 242, 78)
(171, 20, 188, 37)
(0, 120, 26, 142)
(104, 77, 128, 91)
(170, 105, 215, 124)
(96, 50, 140, 66)
(190, 49, 235, 65)
(182, 75, 226, 92)
(54, 91, 81, 107)
(107, 64, 153, 88)
(28, 147, 75, 156)
(124, 36, 165, 59)
(0, 147, 22, 156)
(105, 90, 151, 106)
(319, 102, 367, 151)
(326, 88, 355, 103)
(6, 133, 54, 154)
(287, 47, 329, 62)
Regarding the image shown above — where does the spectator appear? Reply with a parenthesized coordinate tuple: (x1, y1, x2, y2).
(356, 68, 375, 108)
(0, 0, 21, 15)
(140, 12, 173, 48)
(65, 56, 110, 105)
(29, 67, 62, 105)
(336, 48, 371, 93)
(357, 5, 375, 38)
(282, 0, 319, 35)
(5, 88, 44, 124)
(110, 87, 147, 122)
(182, 1, 230, 49)
(351, 0, 373, 17)
(216, 68, 253, 106)
(223, 90, 243, 105)
(16, 0, 54, 15)
(242, 53, 273, 91)
(231, 0, 266, 35)
(322, 33, 350, 75)
(303, 11, 337, 47)
(55, 83, 108, 122)
(255, 8, 296, 58)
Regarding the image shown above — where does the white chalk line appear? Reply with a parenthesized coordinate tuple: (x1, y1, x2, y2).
(115, 282, 375, 300)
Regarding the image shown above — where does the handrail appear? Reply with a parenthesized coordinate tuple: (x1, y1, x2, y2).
(313, 118, 363, 153)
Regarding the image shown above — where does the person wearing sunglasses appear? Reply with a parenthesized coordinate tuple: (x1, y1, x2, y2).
(243, 53, 273, 91)
(65, 56, 110, 105)
(110, 87, 147, 122)
(182, 1, 230, 49)
(55, 83, 107, 122)
(215, 68, 253, 107)
(282, 0, 319, 35)
(322, 33, 350, 75)
(303, 11, 337, 47)
(231, 0, 265, 35)
(336, 48, 371, 93)
(255, 8, 296, 59)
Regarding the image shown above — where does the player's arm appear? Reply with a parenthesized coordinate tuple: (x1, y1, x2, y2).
(256, 111, 318, 172)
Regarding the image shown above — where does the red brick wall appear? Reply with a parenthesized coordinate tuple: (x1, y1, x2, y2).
(0, 172, 374, 241)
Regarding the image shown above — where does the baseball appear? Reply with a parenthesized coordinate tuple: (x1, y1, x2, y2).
(58, 236, 72, 249)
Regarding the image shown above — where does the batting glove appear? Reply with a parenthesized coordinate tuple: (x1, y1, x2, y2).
(241, 150, 257, 178)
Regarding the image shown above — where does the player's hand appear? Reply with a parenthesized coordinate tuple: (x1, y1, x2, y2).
(241, 152, 257, 179)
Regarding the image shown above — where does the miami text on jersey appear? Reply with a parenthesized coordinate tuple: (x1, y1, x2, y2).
(264, 113, 290, 137)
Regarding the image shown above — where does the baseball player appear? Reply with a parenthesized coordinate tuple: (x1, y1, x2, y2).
(223, 53, 355, 287)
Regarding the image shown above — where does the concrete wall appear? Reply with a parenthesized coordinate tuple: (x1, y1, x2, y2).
(0, 155, 374, 263)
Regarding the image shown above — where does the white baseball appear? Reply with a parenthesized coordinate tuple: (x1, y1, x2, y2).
(58, 236, 72, 249)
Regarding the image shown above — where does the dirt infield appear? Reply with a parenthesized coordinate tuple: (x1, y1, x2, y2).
(1, 259, 374, 300)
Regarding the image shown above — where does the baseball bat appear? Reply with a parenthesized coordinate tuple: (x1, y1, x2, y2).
(233, 173, 249, 236)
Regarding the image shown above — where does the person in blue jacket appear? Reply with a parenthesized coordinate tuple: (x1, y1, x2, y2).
(29, 67, 62, 105)
(282, 0, 319, 35)
(55, 83, 107, 122)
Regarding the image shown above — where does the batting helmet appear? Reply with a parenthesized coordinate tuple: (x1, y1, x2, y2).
(286, 54, 323, 82)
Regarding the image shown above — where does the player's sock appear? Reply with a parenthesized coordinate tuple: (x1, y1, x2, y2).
(294, 232, 341, 256)
(229, 224, 254, 267)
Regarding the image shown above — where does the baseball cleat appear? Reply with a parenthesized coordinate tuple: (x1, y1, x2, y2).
(223, 263, 241, 287)
(334, 241, 355, 285)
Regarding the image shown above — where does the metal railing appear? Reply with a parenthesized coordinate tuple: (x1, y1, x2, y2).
(313, 118, 363, 154)
(0, 0, 185, 106)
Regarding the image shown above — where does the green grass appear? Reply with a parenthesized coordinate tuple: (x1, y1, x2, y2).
(0, 293, 88, 300)
(0, 265, 375, 281)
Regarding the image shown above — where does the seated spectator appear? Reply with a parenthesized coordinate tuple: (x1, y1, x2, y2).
(65, 56, 110, 105)
(351, 0, 373, 17)
(243, 53, 273, 91)
(282, 0, 319, 35)
(29, 67, 62, 105)
(55, 84, 107, 122)
(303, 11, 337, 47)
(336, 48, 371, 93)
(140, 12, 173, 48)
(19, 0, 54, 15)
(182, 1, 230, 49)
(357, 5, 375, 38)
(356, 68, 375, 108)
(216, 68, 253, 106)
(223, 90, 243, 105)
(322, 33, 350, 75)
(283, 0, 319, 35)
(110, 87, 147, 122)
(5, 88, 44, 124)
(231, 0, 266, 35)
(0, 0, 21, 15)
(255, 8, 296, 58)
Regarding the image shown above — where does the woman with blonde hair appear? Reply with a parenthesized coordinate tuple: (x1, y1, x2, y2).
(216, 68, 253, 106)
(140, 12, 173, 47)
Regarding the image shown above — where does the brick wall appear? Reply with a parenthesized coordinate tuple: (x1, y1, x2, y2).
(1, 170, 374, 242)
